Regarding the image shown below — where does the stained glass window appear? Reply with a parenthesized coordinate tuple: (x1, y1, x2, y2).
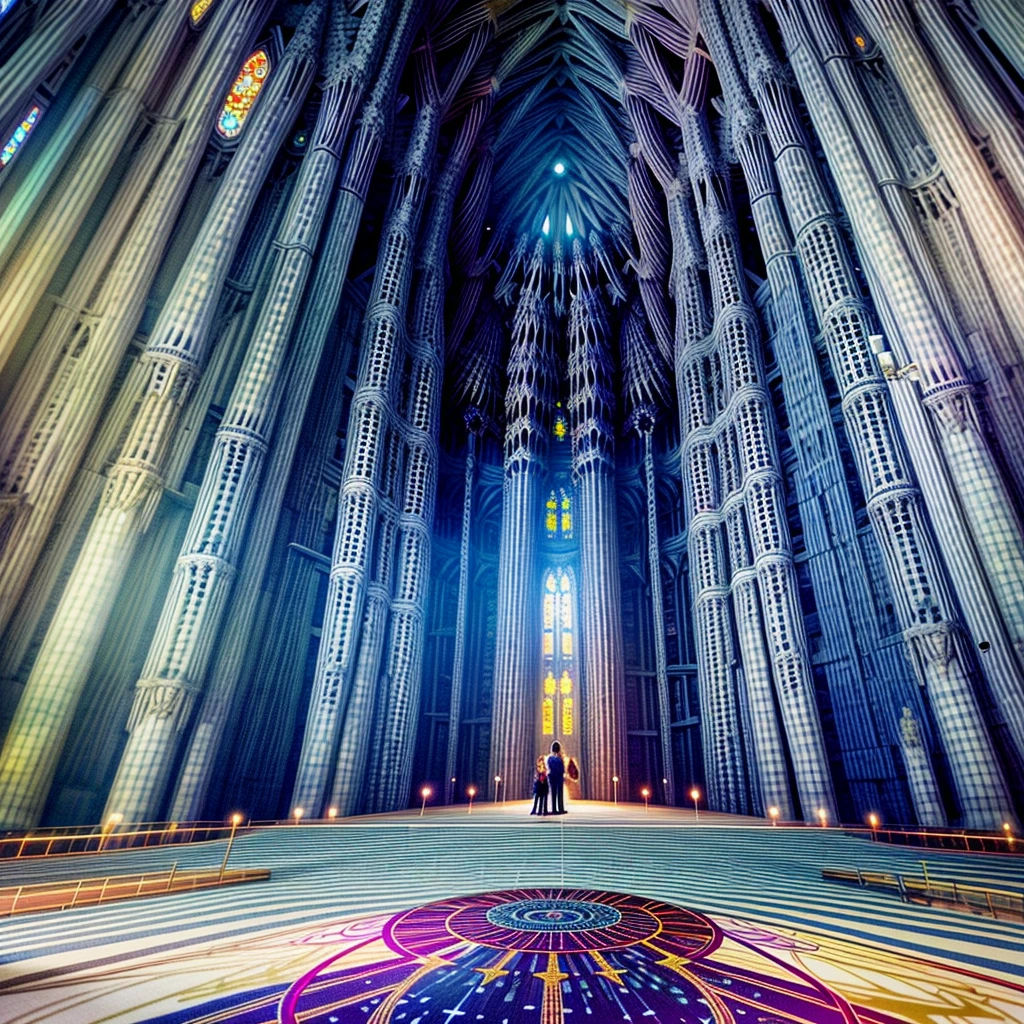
(545, 488, 572, 539)
(217, 50, 269, 139)
(541, 568, 575, 738)
(1, 106, 40, 172)
(553, 412, 568, 441)
(190, 0, 214, 24)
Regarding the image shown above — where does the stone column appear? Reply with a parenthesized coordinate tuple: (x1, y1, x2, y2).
(568, 239, 627, 803)
(853, 0, 1024, 365)
(0, 5, 321, 830)
(489, 242, 555, 801)
(899, 706, 947, 827)
(291, 96, 442, 818)
(168, 0, 419, 823)
(0, 0, 274, 636)
(0, 0, 194, 374)
(766, 0, 1017, 828)
(103, 1, 383, 824)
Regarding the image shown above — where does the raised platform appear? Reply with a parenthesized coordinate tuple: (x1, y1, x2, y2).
(0, 802, 1021, 1022)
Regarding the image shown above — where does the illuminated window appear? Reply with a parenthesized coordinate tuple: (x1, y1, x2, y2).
(217, 50, 269, 139)
(542, 214, 551, 236)
(1, 106, 40, 171)
(190, 0, 214, 24)
(565, 213, 574, 236)
(553, 412, 568, 441)
(545, 488, 572, 539)
(541, 567, 575, 737)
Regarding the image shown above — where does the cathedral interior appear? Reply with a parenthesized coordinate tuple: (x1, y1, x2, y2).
(1, 0, 1024, 1019)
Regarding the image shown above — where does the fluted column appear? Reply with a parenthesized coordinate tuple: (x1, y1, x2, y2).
(682, 98, 836, 822)
(0, 0, 194, 375)
(292, 95, 441, 817)
(371, 92, 490, 813)
(968, 0, 1024, 80)
(489, 243, 554, 801)
(0, 0, 273, 637)
(0, 5, 154, 273)
(898, 706, 946, 827)
(0, 0, 117, 134)
(444, 416, 481, 803)
(168, 0, 418, 823)
(853, 0, 1024, 366)
(637, 419, 673, 803)
(104, 1, 387, 823)
(568, 240, 627, 803)
(766, 0, 1018, 828)
(0, 7, 321, 830)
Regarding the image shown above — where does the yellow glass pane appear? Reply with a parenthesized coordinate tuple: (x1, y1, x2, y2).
(546, 573, 556, 592)
(561, 632, 572, 656)
(561, 512, 572, 535)
(190, 0, 213, 24)
(542, 698, 554, 735)
(546, 511, 557, 534)
(562, 696, 574, 735)
(544, 672, 556, 696)
(560, 670, 572, 695)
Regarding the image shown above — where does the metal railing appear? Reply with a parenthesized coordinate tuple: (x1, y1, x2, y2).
(823, 866, 1024, 920)
(0, 865, 271, 917)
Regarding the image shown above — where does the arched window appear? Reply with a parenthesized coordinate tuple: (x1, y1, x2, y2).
(541, 568, 575, 737)
(545, 487, 572, 539)
(217, 50, 269, 139)
(1, 106, 41, 172)
(553, 412, 568, 442)
(190, 0, 214, 24)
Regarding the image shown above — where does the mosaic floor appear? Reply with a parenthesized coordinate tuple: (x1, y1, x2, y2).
(1, 804, 1022, 1023)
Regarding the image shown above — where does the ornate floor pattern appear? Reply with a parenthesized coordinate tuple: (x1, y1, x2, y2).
(0, 807, 1021, 1022)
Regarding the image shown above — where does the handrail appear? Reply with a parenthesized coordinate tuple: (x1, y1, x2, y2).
(0, 866, 271, 917)
(823, 866, 1024, 920)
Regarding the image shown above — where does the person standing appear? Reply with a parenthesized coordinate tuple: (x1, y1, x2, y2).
(531, 757, 549, 816)
(547, 741, 566, 814)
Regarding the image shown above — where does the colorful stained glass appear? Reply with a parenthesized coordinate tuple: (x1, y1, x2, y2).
(545, 492, 558, 536)
(545, 488, 572, 538)
(553, 412, 568, 441)
(190, 0, 213, 24)
(1, 106, 40, 171)
(541, 568, 576, 738)
(217, 50, 269, 140)
(559, 489, 572, 537)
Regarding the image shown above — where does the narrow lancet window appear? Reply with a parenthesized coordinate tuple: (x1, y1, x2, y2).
(217, 50, 269, 139)
(541, 568, 575, 737)
(542, 214, 550, 236)
(1, 106, 40, 172)
(190, 0, 214, 25)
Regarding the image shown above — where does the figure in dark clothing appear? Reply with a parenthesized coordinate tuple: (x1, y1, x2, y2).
(531, 760, 549, 816)
(547, 741, 566, 814)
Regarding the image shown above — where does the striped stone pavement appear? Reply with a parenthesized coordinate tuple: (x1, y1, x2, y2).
(0, 802, 1021, 993)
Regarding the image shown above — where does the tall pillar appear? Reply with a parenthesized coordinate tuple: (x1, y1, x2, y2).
(682, 96, 836, 822)
(0, 6, 321, 830)
(292, 95, 442, 818)
(0, 0, 273, 636)
(0, 5, 154, 273)
(766, 0, 1017, 828)
(0, 0, 194, 375)
(853, 0, 1024, 366)
(371, 90, 492, 813)
(899, 707, 947, 827)
(0, 0, 117, 134)
(168, 0, 419, 823)
(489, 242, 555, 801)
(568, 238, 627, 803)
(104, 0, 381, 824)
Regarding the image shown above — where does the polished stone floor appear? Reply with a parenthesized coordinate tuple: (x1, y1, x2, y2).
(0, 802, 1021, 1022)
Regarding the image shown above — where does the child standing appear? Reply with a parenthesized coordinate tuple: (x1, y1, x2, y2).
(531, 758, 549, 815)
